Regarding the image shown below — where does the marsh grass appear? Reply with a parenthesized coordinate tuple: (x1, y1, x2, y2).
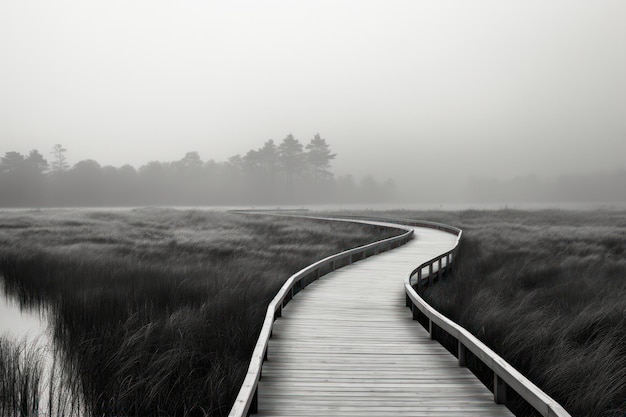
(340, 209, 626, 417)
(0, 335, 85, 417)
(0, 337, 44, 417)
(0, 208, 401, 416)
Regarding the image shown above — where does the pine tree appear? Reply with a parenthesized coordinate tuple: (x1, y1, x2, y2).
(278, 134, 304, 188)
(258, 139, 279, 182)
(0, 152, 25, 174)
(305, 133, 336, 183)
(50, 144, 69, 173)
(25, 150, 48, 174)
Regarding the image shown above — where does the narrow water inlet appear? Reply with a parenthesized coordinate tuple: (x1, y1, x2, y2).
(0, 283, 50, 341)
(0, 280, 85, 416)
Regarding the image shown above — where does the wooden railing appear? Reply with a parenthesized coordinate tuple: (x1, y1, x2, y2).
(403, 222, 572, 417)
(227, 213, 571, 417)
(227, 217, 414, 417)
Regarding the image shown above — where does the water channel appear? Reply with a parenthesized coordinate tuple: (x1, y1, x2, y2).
(0, 281, 83, 416)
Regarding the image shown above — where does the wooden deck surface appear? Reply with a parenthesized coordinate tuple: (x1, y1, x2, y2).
(255, 226, 515, 416)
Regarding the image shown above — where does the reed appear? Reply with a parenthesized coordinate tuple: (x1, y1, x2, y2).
(0, 337, 47, 417)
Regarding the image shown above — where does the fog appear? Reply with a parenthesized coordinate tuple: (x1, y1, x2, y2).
(1, 1, 625, 204)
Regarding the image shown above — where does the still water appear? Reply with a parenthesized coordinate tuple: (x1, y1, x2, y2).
(0, 282, 83, 416)
(0, 285, 49, 341)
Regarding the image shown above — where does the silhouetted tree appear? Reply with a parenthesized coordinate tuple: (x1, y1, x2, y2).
(68, 160, 103, 205)
(174, 152, 206, 204)
(278, 134, 304, 190)
(119, 164, 137, 177)
(0, 150, 48, 205)
(25, 150, 48, 175)
(227, 155, 244, 171)
(50, 144, 69, 173)
(305, 133, 336, 183)
(258, 139, 279, 183)
(0, 152, 26, 206)
(0, 151, 25, 174)
(243, 150, 262, 175)
(117, 164, 139, 205)
(222, 156, 245, 203)
(73, 159, 101, 172)
(23, 150, 49, 205)
(177, 151, 203, 174)
(139, 161, 173, 204)
(202, 159, 219, 202)
(239, 149, 266, 201)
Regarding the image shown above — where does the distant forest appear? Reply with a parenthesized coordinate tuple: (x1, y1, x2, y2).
(0, 134, 396, 207)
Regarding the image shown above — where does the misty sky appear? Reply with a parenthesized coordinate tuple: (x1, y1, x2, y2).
(1, 1, 624, 188)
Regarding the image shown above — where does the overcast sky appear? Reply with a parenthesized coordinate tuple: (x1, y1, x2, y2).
(1, 1, 624, 187)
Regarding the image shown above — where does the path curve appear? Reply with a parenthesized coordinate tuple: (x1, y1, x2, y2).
(253, 223, 514, 416)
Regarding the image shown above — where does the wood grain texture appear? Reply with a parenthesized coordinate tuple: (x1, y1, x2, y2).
(255, 227, 514, 417)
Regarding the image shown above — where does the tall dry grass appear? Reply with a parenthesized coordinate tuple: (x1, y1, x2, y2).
(0, 208, 401, 416)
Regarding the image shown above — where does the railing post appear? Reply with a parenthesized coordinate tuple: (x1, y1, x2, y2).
(250, 386, 258, 415)
(494, 374, 507, 404)
(438, 258, 443, 279)
(449, 252, 455, 273)
(412, 303, 419, 320)
(447, 253, 451, 273)
(458, 341, 466, 366)
(429, 320, 435, 340)
(417, 269, 422, 291)
(428, 263, 434, 286)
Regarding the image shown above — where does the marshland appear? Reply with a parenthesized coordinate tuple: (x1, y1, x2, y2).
(0, 208, 401, 416)
(2, 208, 625, 416)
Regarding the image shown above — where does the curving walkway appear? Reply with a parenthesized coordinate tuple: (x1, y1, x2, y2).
(254, 225, 514, 416)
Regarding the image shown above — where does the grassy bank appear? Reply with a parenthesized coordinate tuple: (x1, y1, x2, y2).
(0, 208, 401, 416)
(340, 209, 626, 416)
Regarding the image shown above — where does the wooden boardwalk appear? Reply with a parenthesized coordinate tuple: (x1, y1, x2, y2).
(254, 226, 514, 417)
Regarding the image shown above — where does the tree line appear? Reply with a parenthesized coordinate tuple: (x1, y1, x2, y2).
(0, 134, 395, 207)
